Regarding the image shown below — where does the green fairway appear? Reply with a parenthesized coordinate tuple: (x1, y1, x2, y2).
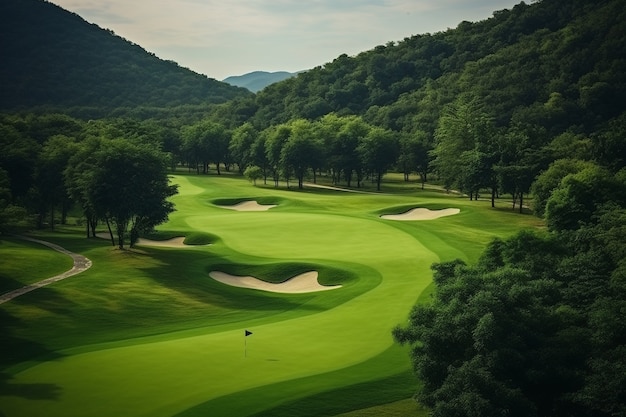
(0, 174, 542, 416)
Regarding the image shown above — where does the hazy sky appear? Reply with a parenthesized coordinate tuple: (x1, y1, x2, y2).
(50, 0, 521, 80)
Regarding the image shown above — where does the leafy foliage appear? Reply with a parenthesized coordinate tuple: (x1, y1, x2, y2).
(395, 163, 626, 416)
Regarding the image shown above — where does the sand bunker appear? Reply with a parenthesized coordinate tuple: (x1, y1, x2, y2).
(95, 233, 198, 248)
(381, 207, 460, 221)
(136, 237, 190, 247)
(209, 271, 341, 294)
(219, 201, 277, 211)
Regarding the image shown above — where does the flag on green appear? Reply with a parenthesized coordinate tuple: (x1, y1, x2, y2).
(245, 330, 253, 336)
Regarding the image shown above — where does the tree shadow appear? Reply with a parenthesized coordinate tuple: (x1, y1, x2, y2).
(0, 275, 29, 297)
(0, 309, 66, 370)
(0, 372, 61, 400)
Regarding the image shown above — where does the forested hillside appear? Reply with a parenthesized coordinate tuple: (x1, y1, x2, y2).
(220, 0, 625, 131)
(205, 0, 625, 205)
(0, 0, 251, 116)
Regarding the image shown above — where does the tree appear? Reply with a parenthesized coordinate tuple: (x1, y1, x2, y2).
(35, 134, 78, 229)
(264, 124, 291, 187)
(358, 127, 398, 191)
(576, 209, 626, 417)
(394, 231, 590, 417)
(230, 122, 257, 173)
(280, 119, 322, 189)
(0, 167, 30, 233)
(243, 165, 263, 186)
(250, 133, 269, 184)
(530, 158, 595, 218)
(76, 139, 178, 249)
(0, 122, 39, 203)
(336, 116, 371, 187)
(496, 127, 545, 212)
(431, 95, 495, 195)
(181, 123, 210, 174)
(181, 120, 229, 174)
(317, 114, 351, 185)
(65, 137, 104, 238)
(205, 122, 230, 175)
(398, 131, 431, 188)
(544, 164, 626, 231)
(457, 148, 492, 201)
(594, 113, 626, 172)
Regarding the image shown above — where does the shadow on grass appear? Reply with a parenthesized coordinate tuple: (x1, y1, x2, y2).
(0, 275, 30, 298)
(0, 372, 61, 400)
(173, 367, 418, 417)
(0, 309, 66, 372)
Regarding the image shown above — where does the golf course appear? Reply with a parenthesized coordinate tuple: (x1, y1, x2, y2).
(0, 173, 542, 417)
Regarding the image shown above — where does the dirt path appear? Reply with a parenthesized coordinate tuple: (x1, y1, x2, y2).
(0, 236, 92, 305)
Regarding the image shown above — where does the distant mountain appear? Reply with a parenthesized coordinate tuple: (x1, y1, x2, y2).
(0, 0, 251, 115)
(223, 71, 299, 93)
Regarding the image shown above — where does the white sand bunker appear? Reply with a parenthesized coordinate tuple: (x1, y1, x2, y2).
(96, 233, 196, 248)
(381, 207, 460, 221)
(219, 201, 277, 211)
(209, 271, 341, 294)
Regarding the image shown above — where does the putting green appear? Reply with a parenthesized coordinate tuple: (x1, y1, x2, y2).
(0, 174, 541, 417)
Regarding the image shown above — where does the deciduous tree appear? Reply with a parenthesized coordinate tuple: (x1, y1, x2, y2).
(74, 139, 178, 248)
(358, 127, 398, 191)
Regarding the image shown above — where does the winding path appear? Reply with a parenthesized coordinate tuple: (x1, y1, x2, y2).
(0, 236, 92, 305)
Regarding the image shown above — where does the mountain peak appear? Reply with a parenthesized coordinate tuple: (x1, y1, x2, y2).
(223, 71, 299, 92)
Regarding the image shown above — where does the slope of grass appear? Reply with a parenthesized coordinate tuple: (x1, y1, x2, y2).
(0, 237, 74, 293)
(0, 173, 542, 417)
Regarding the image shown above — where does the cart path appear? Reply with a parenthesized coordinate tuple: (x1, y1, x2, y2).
(0, 236, 92, 305)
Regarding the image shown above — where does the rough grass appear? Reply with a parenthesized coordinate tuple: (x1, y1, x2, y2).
(0, 173, 543, 417)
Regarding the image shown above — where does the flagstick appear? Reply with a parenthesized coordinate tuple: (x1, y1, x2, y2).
(244, 330, 252, 358)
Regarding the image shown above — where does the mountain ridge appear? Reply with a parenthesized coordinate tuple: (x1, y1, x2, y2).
(223, 71, 300, 93)
(0, 0, 251, 116)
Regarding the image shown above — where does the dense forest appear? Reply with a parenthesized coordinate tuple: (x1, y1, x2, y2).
(1, 0, 625, 414)
(0, 0, 251, 117)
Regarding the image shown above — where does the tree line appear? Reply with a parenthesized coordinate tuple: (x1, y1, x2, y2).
(183, 116, 400, 191)
(0, 114, 177, 249)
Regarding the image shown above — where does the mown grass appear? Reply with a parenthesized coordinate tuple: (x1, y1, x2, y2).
(0, 236, 74, 293)
(0, 172, 542, 417)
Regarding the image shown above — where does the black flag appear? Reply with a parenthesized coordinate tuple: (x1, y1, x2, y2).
(245, 330, 253, 336)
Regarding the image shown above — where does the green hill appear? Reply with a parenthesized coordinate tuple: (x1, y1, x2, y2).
(217, 0, 625, 136)
(0, 0, 251, 116)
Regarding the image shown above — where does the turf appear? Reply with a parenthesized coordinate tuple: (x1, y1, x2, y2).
(0, 237, 74, 293)
(0, 173, 542, 416)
